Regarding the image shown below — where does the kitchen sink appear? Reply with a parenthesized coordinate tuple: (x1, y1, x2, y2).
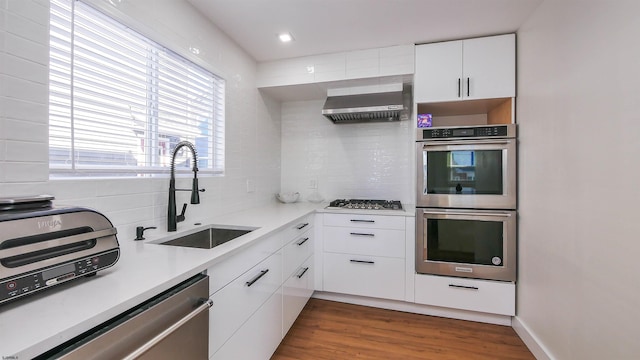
(157, 225, 257, 249)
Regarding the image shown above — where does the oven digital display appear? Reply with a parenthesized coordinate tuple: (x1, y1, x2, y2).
(452, 128, 475, 137)
(43, 263, 75, 281)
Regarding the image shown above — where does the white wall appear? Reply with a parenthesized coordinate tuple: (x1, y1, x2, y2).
(280, 100, 413, 204)
(0, 0, 281, 239)
(516, 1, 640, 359)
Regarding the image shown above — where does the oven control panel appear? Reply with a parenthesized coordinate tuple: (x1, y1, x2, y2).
(418, 124, 514, 140)
(0, 249, 120, 305)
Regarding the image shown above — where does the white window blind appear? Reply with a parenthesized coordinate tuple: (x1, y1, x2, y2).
(49, 0, 225, 176)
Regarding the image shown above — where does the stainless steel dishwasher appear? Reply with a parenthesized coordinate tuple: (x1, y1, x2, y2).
(35, 273, 212, 360)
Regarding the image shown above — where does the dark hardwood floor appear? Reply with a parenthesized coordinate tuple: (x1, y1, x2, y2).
(272, 299, 535, 360)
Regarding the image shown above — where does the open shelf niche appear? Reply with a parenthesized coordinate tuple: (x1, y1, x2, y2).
(416, 97, 514, 128)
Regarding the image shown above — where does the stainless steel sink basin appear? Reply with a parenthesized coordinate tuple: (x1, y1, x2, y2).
(157, 226, 257, 249)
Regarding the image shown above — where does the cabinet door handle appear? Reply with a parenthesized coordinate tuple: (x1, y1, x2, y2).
(296, 223, 309, 230)
(350, 259, 375, 264)
(295, 237, 309, 246)
(349, 232, 375, 237)
(449, 284, 479, 291)
(467, 77, 470, 97)
(350, 219, 375, 223)
(296, 267, 309, 279)
(458, 78, 461, 98)
(245, 269, 269, 287)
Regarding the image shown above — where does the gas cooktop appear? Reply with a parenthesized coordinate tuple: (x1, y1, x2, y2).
(327, 199, 403, 211)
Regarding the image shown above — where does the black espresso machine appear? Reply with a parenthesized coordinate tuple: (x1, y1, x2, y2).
(0, 195, 120, 305)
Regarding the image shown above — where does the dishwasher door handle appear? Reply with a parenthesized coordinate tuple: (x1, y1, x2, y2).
(122, 298, 213, 360)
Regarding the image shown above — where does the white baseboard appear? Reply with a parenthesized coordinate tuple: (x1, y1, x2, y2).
(312, 291, 512, 326)
(512, 316, 554, 360)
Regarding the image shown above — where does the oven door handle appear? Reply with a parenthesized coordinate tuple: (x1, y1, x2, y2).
(419, 210, 512, 217)
(0, 227, 118, 259)
(421, 139, 513, 147)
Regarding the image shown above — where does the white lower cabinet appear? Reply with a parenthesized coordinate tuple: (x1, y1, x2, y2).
(414, 274, 515, 316)
(283, 256, 314, 335)
(208, 250, 283, 355)
(321, 213, 406, 302)
(323, 252, 404, 301)
(207, 214, 315, 360)
(211, 288, 283, 360)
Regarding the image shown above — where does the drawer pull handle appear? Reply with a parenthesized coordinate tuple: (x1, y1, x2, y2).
(350, 219, 375, 223)
(350, 259, 375, 264)
(296, 267, 309, 279)
(350, 232, 374, 237)
(449, 284, 479, 291)
(296, 237, 310, 246)
(296, 223, 310, 230)
(245, 269, 269, 287)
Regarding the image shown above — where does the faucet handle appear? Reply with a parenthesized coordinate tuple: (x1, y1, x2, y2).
(177, 203, 188, 223)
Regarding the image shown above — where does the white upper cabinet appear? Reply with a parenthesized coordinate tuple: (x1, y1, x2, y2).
(257, 45, 414, 88)
(414, 40, 463, 103)
(414, 34, 515, 103)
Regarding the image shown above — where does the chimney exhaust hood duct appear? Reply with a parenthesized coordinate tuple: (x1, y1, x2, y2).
(322, 87, 409, 124)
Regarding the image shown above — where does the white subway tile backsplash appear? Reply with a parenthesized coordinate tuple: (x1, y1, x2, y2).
(0, 180, 50, 195)
(5, 9, 49, 45)
(0, 97, 49, 121)
(4, 140, 47, 162)
(6, 0, 48, 27)
(3, 161, 48, 182)
(281, 100, 412, 204)
(40, 179, 94, 199)
(3, 31, 48, 65)
(0, 74, 48, 103)
(0, 38, 5, 70)
(4, 53, 48, 84)
(3, 118, 47, 141)
(0, 8, 5, 30)
(104, 207, 155, 229)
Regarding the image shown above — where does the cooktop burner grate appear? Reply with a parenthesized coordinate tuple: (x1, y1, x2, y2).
(327, 199, 403, 210)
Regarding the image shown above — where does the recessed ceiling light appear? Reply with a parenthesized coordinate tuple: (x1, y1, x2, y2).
(278, 33, 294, 43)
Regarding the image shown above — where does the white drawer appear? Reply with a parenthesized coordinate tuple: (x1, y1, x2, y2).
(208, 232, 282, 295)
(414, 274, 515, 316)
(323, 252, 404, 301)
(283, 229, 313, 278)
(283, 256, 314, 335)
(211, 288, 283, 360)
(208, 250, 283, 356)
(282, 214, 314, 244)
(323, 213, 405, 230)
(323, 227, 404, 258)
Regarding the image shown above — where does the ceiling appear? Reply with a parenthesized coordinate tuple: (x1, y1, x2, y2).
(186, 0, 543, 63)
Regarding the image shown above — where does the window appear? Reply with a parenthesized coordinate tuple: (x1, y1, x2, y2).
(49, 0, 225, 177)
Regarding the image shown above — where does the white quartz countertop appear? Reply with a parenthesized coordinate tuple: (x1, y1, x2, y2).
(0, 201, 415, 358)
(0, 202, 322, 359)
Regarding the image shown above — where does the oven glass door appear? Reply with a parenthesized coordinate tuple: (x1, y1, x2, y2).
(416, 139, 516, 209)
(416, 208, 516, 282)
(426, 218, 503, 266)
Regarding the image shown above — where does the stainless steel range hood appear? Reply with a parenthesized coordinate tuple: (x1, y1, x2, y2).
(322, 88, 409, 123)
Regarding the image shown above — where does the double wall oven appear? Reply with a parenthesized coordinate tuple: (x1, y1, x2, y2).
(415, 124, 517, 282)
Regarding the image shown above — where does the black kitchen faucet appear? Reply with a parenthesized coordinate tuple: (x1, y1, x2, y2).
(167, 141, 205, 232)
